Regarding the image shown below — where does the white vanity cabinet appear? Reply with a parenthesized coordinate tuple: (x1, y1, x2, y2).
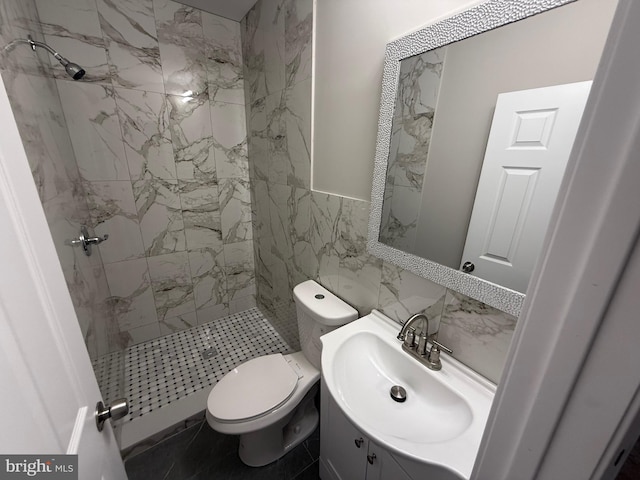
(319, 379, 413, 480)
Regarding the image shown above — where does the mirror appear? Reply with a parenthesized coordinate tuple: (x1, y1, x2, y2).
(368, 0, 617, 316)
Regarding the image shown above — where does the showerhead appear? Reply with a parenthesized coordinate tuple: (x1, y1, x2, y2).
(55, 54, 86, 80)
(64, 62, 86, 81)
(3, 35, 86, 80)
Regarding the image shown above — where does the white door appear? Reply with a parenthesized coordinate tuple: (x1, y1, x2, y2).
(461, 81, 592, 293)
(0, 79, 127, 479)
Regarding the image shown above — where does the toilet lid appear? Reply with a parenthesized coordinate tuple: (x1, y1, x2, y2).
(208, 354, 298, 422)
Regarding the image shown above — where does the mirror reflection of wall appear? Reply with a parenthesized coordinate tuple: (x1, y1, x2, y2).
(380, 46, 446, 252)
(378, 0, 617, 292)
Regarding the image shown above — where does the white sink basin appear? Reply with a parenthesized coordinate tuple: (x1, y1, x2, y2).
(321, 310, 495, 479)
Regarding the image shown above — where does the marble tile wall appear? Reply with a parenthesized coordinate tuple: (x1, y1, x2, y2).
(242, 0, 516, 383)
(0, 0, 121, 359)
(25, 0, 253, 346)
(2, 0, 518, 381)
(241, 0, 313, 350)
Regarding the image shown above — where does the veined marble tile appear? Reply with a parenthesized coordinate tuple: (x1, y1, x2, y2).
(224, 241, 256, 301)
(251, 179, 271, 243)
(267, 183, 296, 262)
(0, 1, 51, 77)
(392, 113, 433, 191)
(335, 197, 368, 259)
(246, 97, 269, 181)
(134, 177, 186, 255)
(35, 0, 111, 83)
(264, 184, 310, 293)
(97, 0, 164, 92)
(378, 262, 447, 329)
(153, 0, 207, 96)
(390, 47, 445, 192)
(2, 72, 81, 202)
(309, 192, 341, 291)
(39, 180, 92, 272)
(284, 0, 312, 87)
(195, 303, 230, 325)
(397, 48, 444, 117)
(122, 322, 162, 346)
(378, 185, 420, 252)
(84, 180, 146, 264)
(210, 101, 249, 179)
(104, 257, 158, 332)
(438, 290, 517, 384)
(159, 311, 197, 335)
(56, 81, 130, 181)
(254, 0, 284, 37)
(188, 247, 227, 311)
(147, 251, 196, 320)
(335, 197, 382, 316)
(254, 232, 274, 292)
(219, 178, 253, 244)
(114, 88, 175, 180)
(251, 180, 274, 299)
(269, 255, 293, 309)
(63, 262, 120, 358)
(167, 93, 216, 181)
(289, 187, 312, 279)
(240, 7, 266, 104)
(260, 0, 285, 96)
(284, 78, 311, 188)
(202, 12, 244, 105)
(179, 180, 222, 251)
(264, 91, 289, 185)
(230, 294, 256, 314)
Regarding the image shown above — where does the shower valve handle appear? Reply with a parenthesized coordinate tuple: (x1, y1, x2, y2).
(69, 226, 109, 257)
(85, 234, 109, 246)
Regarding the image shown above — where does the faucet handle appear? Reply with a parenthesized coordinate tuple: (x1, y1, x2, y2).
(426, 340, 453, 371)
(402, 327, 416, 349)
(417, 333, 429, 356)
(431, 339, 452, 355)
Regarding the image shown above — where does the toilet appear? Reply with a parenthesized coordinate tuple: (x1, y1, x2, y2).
(206, 280, 358, 467)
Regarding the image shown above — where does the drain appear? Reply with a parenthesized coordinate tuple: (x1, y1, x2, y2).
(202, 347, 218, 360)
(390, 385, 407, 403)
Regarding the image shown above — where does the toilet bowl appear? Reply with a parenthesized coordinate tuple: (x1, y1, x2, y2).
(206, 280, 358, 467)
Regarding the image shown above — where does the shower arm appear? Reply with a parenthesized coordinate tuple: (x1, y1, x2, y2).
(3, 35, 86, 80)
(4, 35, 72, 66)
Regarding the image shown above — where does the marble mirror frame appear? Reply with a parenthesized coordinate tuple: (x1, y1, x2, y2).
(368, 0, 576, 317)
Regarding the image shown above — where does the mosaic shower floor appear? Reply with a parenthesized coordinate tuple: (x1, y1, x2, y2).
(93, 307, 294, 423)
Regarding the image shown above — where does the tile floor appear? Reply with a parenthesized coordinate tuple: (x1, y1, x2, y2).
(124, 419, 321, 480)
(93, 308, 293, 422)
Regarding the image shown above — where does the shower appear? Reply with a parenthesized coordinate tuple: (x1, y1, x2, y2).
(3, 35, 85, 80)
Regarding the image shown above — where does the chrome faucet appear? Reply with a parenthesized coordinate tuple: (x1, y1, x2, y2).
(397, 313, 453, 371)
(397, 313, 429, 342)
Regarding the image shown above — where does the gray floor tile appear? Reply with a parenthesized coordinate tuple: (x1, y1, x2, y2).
(293, 460, 320, 480)
(126, 420, 321, 480)
(125, 422, 202, 479)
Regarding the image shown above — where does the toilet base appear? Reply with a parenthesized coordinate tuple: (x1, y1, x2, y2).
(239, 384, 319, 467)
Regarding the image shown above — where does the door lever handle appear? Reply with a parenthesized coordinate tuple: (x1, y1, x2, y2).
(95, 398, 129, 431)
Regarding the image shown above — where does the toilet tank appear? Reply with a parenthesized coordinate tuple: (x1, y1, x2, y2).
(293, 280, 358, 369)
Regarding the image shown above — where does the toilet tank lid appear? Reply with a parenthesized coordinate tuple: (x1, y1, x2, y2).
(293, 280, 358, 326)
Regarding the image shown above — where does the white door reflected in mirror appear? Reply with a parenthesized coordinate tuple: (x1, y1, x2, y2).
(461, 81, 592, 292)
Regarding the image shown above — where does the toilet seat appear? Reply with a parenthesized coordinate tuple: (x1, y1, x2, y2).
(208, 354, 299, 423)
